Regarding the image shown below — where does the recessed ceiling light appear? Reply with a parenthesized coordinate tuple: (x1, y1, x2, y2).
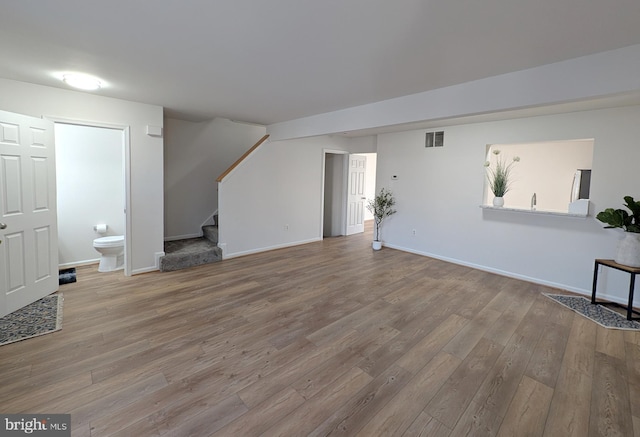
(62, 73, 102, 90)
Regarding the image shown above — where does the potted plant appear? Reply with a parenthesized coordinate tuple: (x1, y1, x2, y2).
(366, 188, 396, 250)
(484, 149, 520, 207)
(596, 195, 640, 267)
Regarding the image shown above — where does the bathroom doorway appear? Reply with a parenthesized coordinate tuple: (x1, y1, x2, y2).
(322, 152, 347, 237)
(322, 151, 377, 238)
(53, 120, 131, 275)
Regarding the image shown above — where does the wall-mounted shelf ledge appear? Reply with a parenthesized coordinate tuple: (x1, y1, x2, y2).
(480, 205, 589, 218)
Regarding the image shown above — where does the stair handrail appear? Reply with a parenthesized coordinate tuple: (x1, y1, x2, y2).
(216, 134, 270, 182)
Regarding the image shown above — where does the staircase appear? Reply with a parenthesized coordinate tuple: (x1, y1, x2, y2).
(160, 221, 222, 272)
(160, 135, 269, 272)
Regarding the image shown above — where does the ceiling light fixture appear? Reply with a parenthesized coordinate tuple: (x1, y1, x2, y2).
(62, 73, 102, 90)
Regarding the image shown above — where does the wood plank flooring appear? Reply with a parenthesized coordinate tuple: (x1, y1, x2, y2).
(1, 224, 639, 436)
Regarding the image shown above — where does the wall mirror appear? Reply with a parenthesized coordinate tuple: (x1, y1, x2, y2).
(483, 139, 594, 215)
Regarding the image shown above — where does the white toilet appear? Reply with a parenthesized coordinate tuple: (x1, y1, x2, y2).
(93, 235, 124, 272)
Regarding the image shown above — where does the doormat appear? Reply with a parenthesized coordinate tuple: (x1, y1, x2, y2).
(0, 294, 63, 346)
(59, 267, 76, 285)
(544, 293, 640, 330)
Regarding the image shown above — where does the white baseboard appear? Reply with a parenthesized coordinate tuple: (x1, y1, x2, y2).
(58, 259, 99, 269)
(383, 242, 596, 296)
(155, 251, 165, 269)
(131, 266, 160, 275)
(164, 233, 201, 241)
(223, 237, 322, 260)
(129, 252, 165, 275)
(384, 243, 640, 308)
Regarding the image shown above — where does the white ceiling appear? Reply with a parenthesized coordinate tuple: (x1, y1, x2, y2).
(1, 0, 639, 126)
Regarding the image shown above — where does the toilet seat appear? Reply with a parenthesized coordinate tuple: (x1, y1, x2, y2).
(93, 235, 124, 248)
(93, 235, 124, 272)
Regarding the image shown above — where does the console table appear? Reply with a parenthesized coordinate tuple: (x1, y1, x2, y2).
(591, 259, 640, 320)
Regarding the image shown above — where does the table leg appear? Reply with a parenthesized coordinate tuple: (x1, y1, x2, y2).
(591, 260, 600, 304)
(627, 273, 636, 321)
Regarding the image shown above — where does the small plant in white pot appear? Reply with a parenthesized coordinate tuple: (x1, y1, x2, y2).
(596, 196, 640, 267)
(366, 188, 396, 250)
(484, 149, 520, 207)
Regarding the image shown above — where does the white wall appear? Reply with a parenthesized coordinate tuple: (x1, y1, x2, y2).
(376, 105, 640, 305)
(218, 135, 376, 258)
(0, 78, 164, 274)
(164, 117, 266, 239)
(55, 124, 124, 267)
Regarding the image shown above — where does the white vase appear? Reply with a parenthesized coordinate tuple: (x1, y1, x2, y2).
(615, 232, 640, 268)
(372, 241, 382, 251)
(493, 196, 504, 207)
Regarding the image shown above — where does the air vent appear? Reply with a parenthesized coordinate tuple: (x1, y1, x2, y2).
(425, 131, 444, 148)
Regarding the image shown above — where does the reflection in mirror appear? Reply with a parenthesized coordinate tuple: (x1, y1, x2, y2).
(484, 139, 594, 214)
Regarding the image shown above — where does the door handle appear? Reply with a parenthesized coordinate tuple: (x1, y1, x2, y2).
(0, 222, 6, 230)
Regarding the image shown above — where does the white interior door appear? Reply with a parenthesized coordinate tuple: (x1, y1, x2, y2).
(346, 154, 366, 235)
(0, 109, 58, 317)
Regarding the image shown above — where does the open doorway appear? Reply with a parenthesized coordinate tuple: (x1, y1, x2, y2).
(323, 152, 346, 237)
(322, 151, 376, 238)
(53, 120, 131, 275)
(361, 153, 377, 222)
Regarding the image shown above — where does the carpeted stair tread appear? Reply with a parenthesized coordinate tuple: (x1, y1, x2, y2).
(202, 225, 218, 244)
(160, 237, 222, 272)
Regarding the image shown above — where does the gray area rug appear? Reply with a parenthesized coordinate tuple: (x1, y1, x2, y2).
(545, 293, 640, 330)
(0, 294, 63, 346)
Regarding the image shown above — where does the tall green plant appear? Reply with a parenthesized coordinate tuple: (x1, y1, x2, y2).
(484, 149, 520, 197)
(366, 188, 396, 241)
(596, 196, 640, 233)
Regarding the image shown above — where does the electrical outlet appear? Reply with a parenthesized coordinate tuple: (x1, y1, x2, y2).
(284, 224, 289, 231)
(412, 229, 416, 235)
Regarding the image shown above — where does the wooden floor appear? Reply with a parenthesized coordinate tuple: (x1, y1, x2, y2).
(2, 225, 639, 436)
